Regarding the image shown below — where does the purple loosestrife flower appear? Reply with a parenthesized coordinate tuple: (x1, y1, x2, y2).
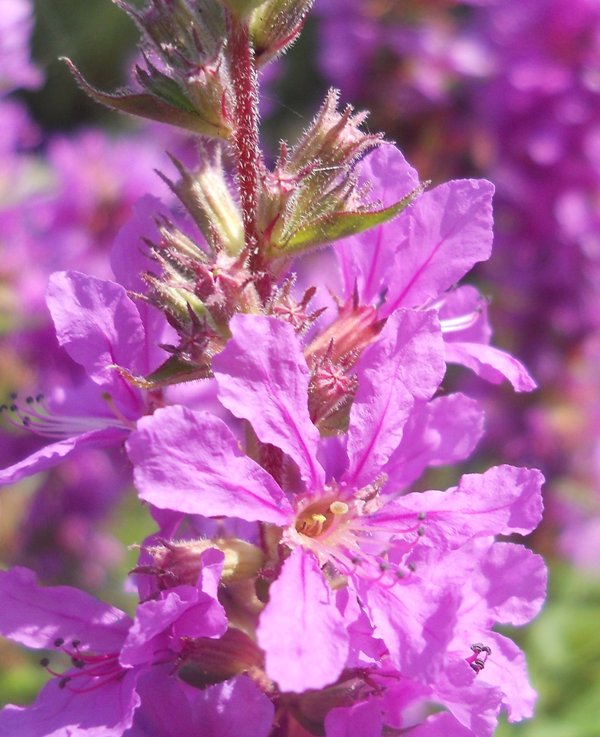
(127, 312, 544, 729)
(0, 549, 232, 736)
(330, 144, 535, 393)
(0, 270, 171, 485)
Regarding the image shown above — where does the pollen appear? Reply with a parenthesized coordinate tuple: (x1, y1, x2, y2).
(297, 512, 328, 537)
(329, 501, 349, 515)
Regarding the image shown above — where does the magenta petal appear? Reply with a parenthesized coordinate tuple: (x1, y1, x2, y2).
(120, 586, 226, 667)
(384, 178, 494, 313)
(213, 314, 324, 490)
(0, 670, 139, 737)
(0, 567, 131, 651)
(432, 659, 502, 737)
(383, 394, 485, 490)
(127, 405, 293, 524)
(375, 465, 544, 549)
(111, 195, 163, 294)
(444, 342, 537, 391)
(481, 632, 537, 722)
(124, 667, 196, 737)
(358, 145, 420, 208)
(439, 285, 492, 345)
(345, 310, 444, 487)
(479, 544, 547, 626)
(363, 580, 458, 680)
(257, 547, 349, 692)
(46, 271, 147, 385)
(0, 427, 127, 485)
(188, 676, 275, 737)
(325, 699, 383, 737)
(337, 145, 421, 303)
(456, 465, 544, 536)
(405, 713, 475, 737)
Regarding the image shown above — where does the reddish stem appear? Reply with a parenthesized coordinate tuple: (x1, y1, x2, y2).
(228, 14, 264, 269)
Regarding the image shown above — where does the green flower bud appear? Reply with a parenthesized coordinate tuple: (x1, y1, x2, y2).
(220, 0, 269, 20)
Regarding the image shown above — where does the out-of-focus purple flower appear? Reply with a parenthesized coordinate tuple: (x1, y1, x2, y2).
(11, 447, 128, 588)
(0, 0, 42, 95)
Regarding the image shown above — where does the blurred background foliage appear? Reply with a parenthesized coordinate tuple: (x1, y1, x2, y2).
(2, 0, 600, 732)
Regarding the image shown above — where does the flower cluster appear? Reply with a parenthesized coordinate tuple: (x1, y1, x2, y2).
(1, 1, 545, 735)
(314, 0, 600, 568)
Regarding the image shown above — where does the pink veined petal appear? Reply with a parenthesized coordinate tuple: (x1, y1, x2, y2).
(127, 405, 293, 525)
(337, 144, 421, 303)
(383, 179, 495, 315)
(0, 426, 128, 486)
(120, 583, 226, 668)
(45, 272, 148, 420)
(443, 341, 537, 391)
(383, 393, 485, 491)
(213, 314, 325, 491)
(257, 547, 349, 692)
(0, 670, 140, 737)
(403, 712, 476, 737)
(325, 699, 383, 737)
(111, 195, 164, 294)
(125, 666, 198, 737)
(478, 632, 538, 723)
(345, 310, 444, 488)
(373, 465, 544, 549)
(0, 566, 131, 652)
(187, 676, 275, 737)
(477, 543, 547, 626)
(111, 196, 178, 373)
(360, 579, 459, 681)
(431, 658, 503, 737)
(439, 285, 491, 345)
(47, 271, 148, 383)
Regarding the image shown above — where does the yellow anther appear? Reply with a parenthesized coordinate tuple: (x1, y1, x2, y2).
(311, 513, 327, 530)
(329, 501, 349, 515)
(298, 512, 327, 537)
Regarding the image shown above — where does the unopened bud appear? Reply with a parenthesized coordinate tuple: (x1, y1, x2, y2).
(143, 538, 265, 589)
(161, 151, 245, 255)
(221, 0, 268, 19)
(179, 627, 265, 688)
(250, 0, 315, 65)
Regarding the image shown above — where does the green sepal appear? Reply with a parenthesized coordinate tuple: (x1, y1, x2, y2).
(114, 357, 210, 390)
(144, 355, 211, 386)
(267, 184, 425, 259)
(62, 58, 229, 139)
(136, 63, 197, 115)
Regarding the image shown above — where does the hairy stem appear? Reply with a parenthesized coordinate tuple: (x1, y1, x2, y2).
(228, 14, 264, 269)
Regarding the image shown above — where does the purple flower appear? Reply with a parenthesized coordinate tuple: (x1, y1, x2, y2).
(0, 0, 42, 95)
(0, 270, 169, 485)
(0, 549, 228, 735)
(332, 144, 535, 392)
(127, 313, 544, 713)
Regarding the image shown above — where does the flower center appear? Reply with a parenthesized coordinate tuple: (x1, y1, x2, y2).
(295, 499, 350, 539)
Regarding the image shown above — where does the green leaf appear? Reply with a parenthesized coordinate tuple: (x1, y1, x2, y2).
(62, 58, 229, 139)
(269, 184, 425, 259)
